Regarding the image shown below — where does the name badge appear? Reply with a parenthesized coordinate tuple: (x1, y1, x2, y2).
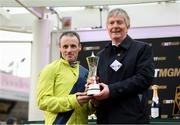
(110, 60, 122, 72)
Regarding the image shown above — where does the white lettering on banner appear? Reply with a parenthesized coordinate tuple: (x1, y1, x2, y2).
(154, 68, 180, 78)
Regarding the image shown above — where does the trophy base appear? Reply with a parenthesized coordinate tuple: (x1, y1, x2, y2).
(87, 84, 100, 96)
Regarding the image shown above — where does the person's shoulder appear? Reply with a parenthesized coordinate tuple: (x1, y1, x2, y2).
(42, 60, 61, 71)
(97, 42, 111, 56)
(38, 60, 61, 77)
(134, 39, 147, 45)
(131, 40, 153, 54)
(133, 39, 151, 48)
(50, 60, 61, 66)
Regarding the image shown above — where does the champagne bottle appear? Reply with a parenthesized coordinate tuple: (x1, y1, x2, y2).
(151, 85, 161, 119)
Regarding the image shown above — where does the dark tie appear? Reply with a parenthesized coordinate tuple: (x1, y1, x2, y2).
(112, 45, 121, 54)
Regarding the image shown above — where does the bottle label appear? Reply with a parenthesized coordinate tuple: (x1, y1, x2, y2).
(151, 107, 159, 118)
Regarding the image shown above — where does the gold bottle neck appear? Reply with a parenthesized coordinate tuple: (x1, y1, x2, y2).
(153, 88, 158, 97)
(152, 86, 159, 103)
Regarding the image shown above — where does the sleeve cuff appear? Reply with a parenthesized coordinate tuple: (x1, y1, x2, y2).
(68, 94, 81, 108)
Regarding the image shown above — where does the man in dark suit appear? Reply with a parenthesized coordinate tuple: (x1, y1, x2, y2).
(89, 8, 155, 124)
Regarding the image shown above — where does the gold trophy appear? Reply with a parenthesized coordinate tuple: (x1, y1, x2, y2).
(86, 51, 100, 96)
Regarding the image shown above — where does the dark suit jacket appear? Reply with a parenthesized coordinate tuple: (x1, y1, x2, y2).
(96, 35, 155, 124)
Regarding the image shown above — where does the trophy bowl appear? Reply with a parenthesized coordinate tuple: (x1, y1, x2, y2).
(86, 52, 100, 96)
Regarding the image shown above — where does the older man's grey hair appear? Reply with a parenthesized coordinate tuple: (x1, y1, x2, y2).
(107, 8, 130, 29)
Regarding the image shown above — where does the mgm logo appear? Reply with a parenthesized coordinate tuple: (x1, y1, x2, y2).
(154, 68, 180, 77)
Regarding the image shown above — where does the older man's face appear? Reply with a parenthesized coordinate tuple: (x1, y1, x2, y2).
(107, 15, 128, 43)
